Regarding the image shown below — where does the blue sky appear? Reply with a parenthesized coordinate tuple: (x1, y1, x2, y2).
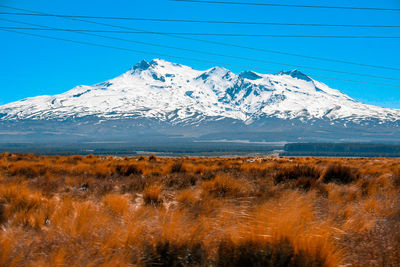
(1, 0, 399, 108)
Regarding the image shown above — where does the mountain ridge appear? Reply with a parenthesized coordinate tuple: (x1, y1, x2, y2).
(1, 59, 399, 144)
(1, 58, 399, 125)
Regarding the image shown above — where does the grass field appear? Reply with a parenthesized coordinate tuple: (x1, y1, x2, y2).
(0, 153, 399, 266)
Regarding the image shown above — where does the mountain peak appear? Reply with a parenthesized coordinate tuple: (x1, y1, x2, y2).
(278, 69, 312, 82)
(131, 59, 174, 70)
(239, 71, 262, 80)
(195, 66, 235, 81)
(207, 66, 230, 74)
(132, 59, 152, 71)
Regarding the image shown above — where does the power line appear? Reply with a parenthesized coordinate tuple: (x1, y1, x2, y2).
(2, 5, 399, 71)
(2, 28, 400, 88)
(2, 17, 399, 82)
(1, 11, 399, 28)
(1, 28, 273, 69)
(2, 26, 400, 39)
(169, 34, 400, 71)
(171, 0, 400, 11)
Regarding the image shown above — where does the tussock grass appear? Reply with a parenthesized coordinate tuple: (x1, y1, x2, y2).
(201, 175, 252, 198)
(0, 154, 398, 266)
(103, 193, 130, 216)
(143, 185, 163, 206)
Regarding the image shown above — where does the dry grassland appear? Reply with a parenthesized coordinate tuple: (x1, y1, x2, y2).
(0, 153, 399, 266)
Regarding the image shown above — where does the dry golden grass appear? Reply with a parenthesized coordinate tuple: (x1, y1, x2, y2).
(103, 193, 130, 216)
(143, 185, 163, 206)
(201, 174, 253, 198)
(0, 153, 398, 266)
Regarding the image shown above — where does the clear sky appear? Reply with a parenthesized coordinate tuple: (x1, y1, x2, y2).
(1, 0, 399, 108)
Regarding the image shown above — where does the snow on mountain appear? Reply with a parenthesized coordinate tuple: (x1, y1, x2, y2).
(1, 58, 399, 125)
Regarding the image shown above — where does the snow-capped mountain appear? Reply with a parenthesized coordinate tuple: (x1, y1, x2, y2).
(0, 59, 399, 143)
(2, 58, 400, 123)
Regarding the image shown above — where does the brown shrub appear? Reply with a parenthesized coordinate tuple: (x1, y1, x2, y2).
(115, 163, 142, 176)
(294, 177, 318, 191)
(393, 167, 400, 188)
(162, 173, 198, 190)
(8, 162, 47, 178)
(120, 176, 149, 193)
(149, 154, 157, 162)
(321, 164, 359, 184)
(274, 164, 321, 184)
(216, 237, 327, 267)
(29, 172, 62, 194)
(72, 155, 82, 160)
(142, 240, 205, 266)
(170, 160, 184, 173)
(0, 203, 5, 224)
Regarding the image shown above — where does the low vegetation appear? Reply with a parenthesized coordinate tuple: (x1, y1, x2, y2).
(0, 153, 399, 266)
